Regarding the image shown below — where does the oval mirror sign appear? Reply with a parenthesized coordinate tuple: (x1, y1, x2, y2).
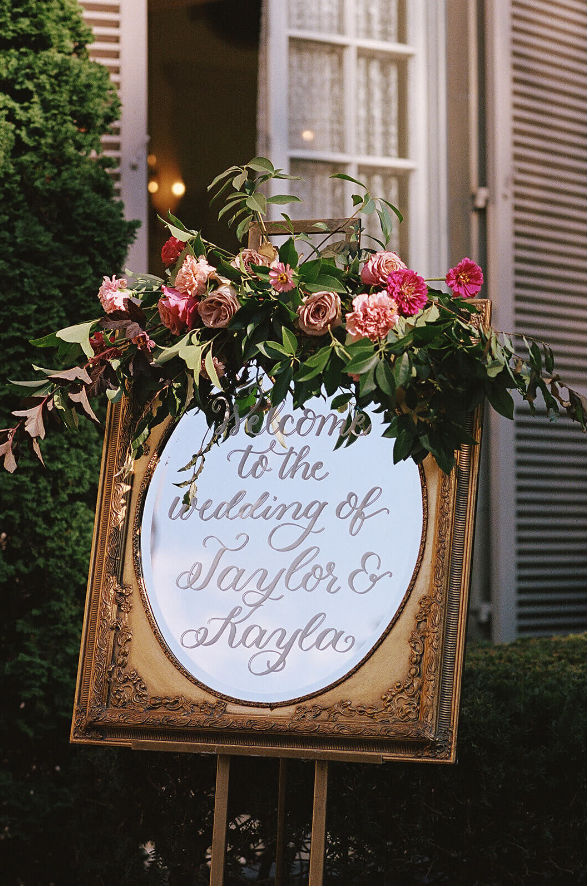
(140, 399, 425, 704)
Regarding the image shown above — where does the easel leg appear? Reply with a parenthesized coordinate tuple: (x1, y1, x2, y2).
(210, 754, 231, 886)
(275, 758, 288, 886)
(308, 760, 328, 886)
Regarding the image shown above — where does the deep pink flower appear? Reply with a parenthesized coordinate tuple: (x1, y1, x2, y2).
(387, 268, 428, 317)
(345, 291, 399, 342)
(269, 261, 295, 293)
(446, 257, 484, 298)
(98, 275, 131, 313)
(157, 286, 199, 335)
(161, 236, 185, 266)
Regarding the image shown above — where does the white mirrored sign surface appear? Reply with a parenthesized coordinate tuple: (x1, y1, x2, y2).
(140, 398, 424, 704)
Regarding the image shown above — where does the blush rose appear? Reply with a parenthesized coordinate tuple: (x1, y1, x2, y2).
(361, 251, 407, 287)
(297, 291, 342, 337)
(198, 284, 241, 328)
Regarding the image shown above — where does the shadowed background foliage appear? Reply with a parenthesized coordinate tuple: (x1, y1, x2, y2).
(1, 3, 587, 885)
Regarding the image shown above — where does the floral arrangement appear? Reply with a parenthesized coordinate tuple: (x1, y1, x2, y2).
(2, 157, 586, 484)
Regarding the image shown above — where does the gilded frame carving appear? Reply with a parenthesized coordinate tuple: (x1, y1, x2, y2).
(72, 303, 489, 763)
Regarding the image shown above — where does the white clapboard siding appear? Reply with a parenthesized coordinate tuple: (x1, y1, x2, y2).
(511, 0, 587, 636)
(79, 0, 148, 270)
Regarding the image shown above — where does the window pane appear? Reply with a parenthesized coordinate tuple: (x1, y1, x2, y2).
(355, 0, 400, 43)
(358, 168, 403, 254)
(356, 52, 399, 158)
(289, 40, 345, 152)
(288, 0, 344, 34)
(287, 159, 346, 219)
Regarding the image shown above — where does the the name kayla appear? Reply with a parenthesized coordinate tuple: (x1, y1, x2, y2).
(180, 606, 355, 676)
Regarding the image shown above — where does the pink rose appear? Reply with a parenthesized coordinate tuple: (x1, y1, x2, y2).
(231, 248, 269, 275)
(345, 291, 399, 342)
(269, 261, 295, 293)
(297, 291, 342, 337)
(387, 268, 428, 316)
(157, 286, 199, 335)
(98, 275, 131, 313)
(197, 284, 240, 328)
(174, 254, 219, 297)
(446, 257, 484, 298)
(161, 236, 185, 266)
(361, 251, 407, 287)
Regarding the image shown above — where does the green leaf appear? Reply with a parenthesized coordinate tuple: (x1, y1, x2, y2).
(256, 341, 289, 360)
(486, 383, 515, 420)
(279, 237, 299, 267)
(30, 331, 60, 349)
(246, 193, 267, 215)
(297, 259, 322, 283)
(381, 199, 404, 223)
(55, 319, 98, 358)
(207, 165, 241, 190)
(247, 156, 275, 173)
(393, 428, 414, 463)
(270, 366, 293, 406)
(178, 341, 203, 371)
(329, 172, 367, 188)
(166, 223, 193, 243)
(236, 214, 253, 241)
(266, 194, 302, 205)
(282, 327, 298, 355)
(345, 352, 379, 375)
(305, 277, 347, 294)
(204, 349, 223, 389)
(375, 358, 396, 396)
(233, 171, 248, 189)
(154, 331, 192, 365)
(331, 392, 352, 410)
(393, 352, 411, 388)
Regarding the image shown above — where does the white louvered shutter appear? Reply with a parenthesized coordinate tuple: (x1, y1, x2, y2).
(486, 0, 587, 640)
(260, 0, 448, 276)
(79, 0, 148, 270)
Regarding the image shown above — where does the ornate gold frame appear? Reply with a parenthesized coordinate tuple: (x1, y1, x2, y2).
(71, 302, 489, 763)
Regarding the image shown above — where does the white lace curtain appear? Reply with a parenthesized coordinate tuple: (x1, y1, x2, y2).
(257, 0, 405, 252)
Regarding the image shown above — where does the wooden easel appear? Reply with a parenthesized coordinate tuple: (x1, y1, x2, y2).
(209, 756, 329, 886)
(207, 216, 362, 885)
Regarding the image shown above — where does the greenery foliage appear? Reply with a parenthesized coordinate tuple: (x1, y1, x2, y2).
(0, 0, 137, 880)
(4, 159, 586, 481)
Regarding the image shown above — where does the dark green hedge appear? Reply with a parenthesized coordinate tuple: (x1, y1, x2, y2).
(2, 635, 587, 885)
(0, 2, 137, 882)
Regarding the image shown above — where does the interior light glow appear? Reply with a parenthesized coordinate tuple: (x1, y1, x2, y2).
(171, 180, 186, 197)
(147, 153, 157, 167)
(301, 129, 315, 141)
(148, 180, 159, 194)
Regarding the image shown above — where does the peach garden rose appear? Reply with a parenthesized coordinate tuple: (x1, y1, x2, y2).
(174, 254, 219, 297)
(345, 291, 399, 342)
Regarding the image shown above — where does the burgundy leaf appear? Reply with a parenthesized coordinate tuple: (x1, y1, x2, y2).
(68, 387, 100, 423)
(12, 402, 46, 439)
(0, 439, 17, 473)
(48, 366, 92, 384)
(32, 438, 45, 467)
